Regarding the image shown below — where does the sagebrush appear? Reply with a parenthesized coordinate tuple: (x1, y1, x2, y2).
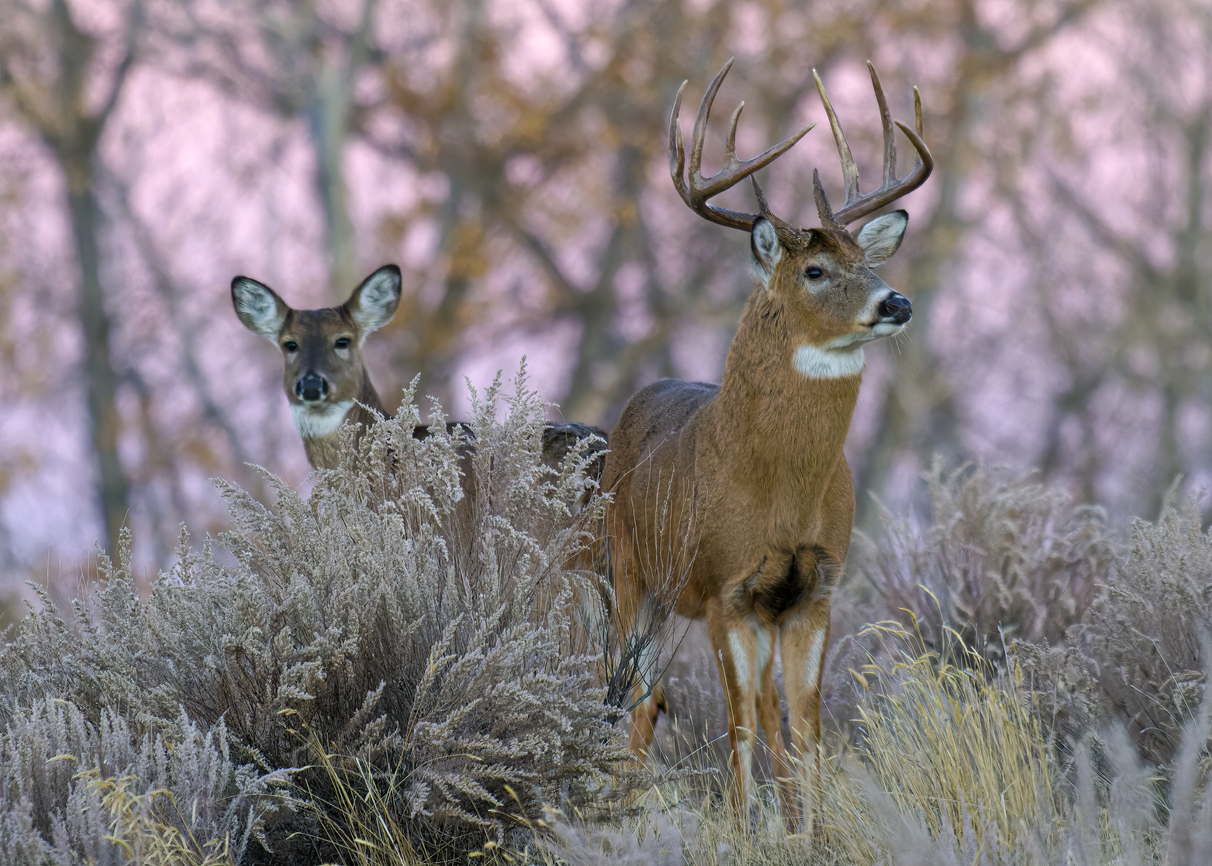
(0, 369, 628, 864)
(847, 460, 1115, 663)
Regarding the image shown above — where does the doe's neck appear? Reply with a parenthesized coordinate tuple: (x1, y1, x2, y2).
(299, 365, 386, 470)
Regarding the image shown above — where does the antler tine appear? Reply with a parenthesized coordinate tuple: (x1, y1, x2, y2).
(892, 85, 933, 186)
(824, 62, 935, 226)
(813, 69, 860, 205)
(689, 58, 734, 182)
(669, 80, 690, 205)
(669, 58, 814, 232)
(868, 61, 897, 189)
(912, 86, 925, 171)
(724, 101, 743, 162)
(750, 175, 798, 234)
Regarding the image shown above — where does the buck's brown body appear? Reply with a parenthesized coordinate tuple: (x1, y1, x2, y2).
(602, 59, 932, 833)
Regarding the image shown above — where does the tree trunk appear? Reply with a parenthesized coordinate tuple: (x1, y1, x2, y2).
(308, 51, 357, 301)
(64, 162, 129, 555)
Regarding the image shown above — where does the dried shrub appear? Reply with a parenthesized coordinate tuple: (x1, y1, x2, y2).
(0, 696, 273, 865)
(1019, 494, 1212, 774)
(1076, 496, 1212, 769)
(848, 460, 1115, 665)
(0, 368, 628, 865)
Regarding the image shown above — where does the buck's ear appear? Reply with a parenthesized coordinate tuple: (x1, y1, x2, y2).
(346, 265, 402, 335)
(750, 218, 783, 286)
(231, 277, 289, 340)
(855, 210, 908, 266)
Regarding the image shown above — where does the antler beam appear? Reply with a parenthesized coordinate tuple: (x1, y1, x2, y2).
(814, 62, 933, 226)
(668, 58, 815, 232)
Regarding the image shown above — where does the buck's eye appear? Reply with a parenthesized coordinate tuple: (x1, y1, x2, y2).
(334, 337, 351, 350)
(282, 340, 298, 352)
(805, 267, 825, 281)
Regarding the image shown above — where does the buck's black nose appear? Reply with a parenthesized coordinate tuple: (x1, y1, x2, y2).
(296, 372, 327, 402)
(878, 293, 912, 324)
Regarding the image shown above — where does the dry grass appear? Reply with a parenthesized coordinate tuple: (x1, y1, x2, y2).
(847, 460, 1115, 665)
(839, 620, 1062, 858)
(78, 769, 235, 866)
(534, 620, 1208, 866)
(302, 735, 422, 866)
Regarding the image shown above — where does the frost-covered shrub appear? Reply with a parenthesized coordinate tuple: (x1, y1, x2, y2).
(0, 698, 275, 865)
(0, 369, 627, 864)
(1079, 497, 1212, 767)
(847, 461, 1115, 664)
(1018, 495, 1212, 772)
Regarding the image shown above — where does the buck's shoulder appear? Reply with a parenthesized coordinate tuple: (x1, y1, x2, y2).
(604, 379, 719, 482)
(621, 378, 718, 419)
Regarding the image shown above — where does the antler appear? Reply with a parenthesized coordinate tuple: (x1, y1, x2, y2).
(814, 62, 933, 227)
(669, 58, 815, 232)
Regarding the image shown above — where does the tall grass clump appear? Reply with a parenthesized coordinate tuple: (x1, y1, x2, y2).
(0, 367, 628, 865)
(840, 621, 1065, 862)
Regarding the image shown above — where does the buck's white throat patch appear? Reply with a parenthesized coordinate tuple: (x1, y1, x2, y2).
(291, 399, 355, 439)
(793, 344, 864, 379)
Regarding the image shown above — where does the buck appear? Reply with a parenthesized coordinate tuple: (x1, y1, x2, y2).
(231, 264, 606, 474)
(601, 60, 932, 832)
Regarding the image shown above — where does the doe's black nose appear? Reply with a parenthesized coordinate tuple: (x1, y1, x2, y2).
(878, 293, 912, 324)
(296, 372, 327, 402)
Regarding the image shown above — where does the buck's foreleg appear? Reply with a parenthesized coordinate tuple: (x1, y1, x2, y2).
(709, 610, 764, 823)
(779, 598, 831, 836)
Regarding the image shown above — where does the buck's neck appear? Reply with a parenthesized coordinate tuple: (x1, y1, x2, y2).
(299, 366, 385, 470)
(708, 287, 862, 481)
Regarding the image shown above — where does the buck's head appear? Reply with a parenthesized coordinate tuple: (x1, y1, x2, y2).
(668, 59, 931, 378)
(750, 200, 911, 377)
(231, 265, 402, 438)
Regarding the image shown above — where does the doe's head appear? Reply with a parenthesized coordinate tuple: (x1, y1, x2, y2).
(231, 265, 402, 435)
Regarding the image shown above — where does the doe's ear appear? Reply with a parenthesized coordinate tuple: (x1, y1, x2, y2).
(750, 218, 783, 286)
(231, 276, 289, 341)
(855, 210, 908, 266)
(345, 265, 402, 336)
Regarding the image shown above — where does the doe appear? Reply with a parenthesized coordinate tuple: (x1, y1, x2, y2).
(600, 59, 932, 832)
(232, 264, 606, 474)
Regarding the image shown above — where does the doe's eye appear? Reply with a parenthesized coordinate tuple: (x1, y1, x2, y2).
(283, 340, 298, 352)
(805, 267, 825, 281)
(334, 337, 351, 350)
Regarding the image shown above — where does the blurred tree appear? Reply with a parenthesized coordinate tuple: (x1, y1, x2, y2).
(154, 0, 385, 299)
(1004, 0, 1212, 518)
(0, 0, 144, 555)
(838, 0, 1104, 525)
